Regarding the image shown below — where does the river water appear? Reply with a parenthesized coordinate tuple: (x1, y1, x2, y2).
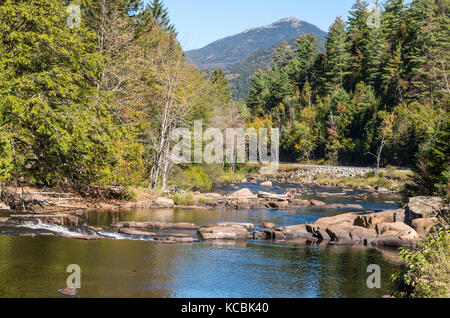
(0, 183, 404, 298)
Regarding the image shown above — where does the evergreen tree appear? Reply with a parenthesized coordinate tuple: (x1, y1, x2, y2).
(347, 0, 370, 88)
(148, 0, 175, 33)
(325, 18, 351, 93)
(0, 0, 123, 187)
(406, 0, 449, 103)
(293, 33, 319, 87)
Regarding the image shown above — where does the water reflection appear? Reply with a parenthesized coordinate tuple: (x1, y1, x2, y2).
(0, 187, 404, 298)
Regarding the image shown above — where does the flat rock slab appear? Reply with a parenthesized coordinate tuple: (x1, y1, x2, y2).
(8, 214, 83, 227)
(111, 221, 199, 230)
(205, 222, 255, 230)
(118, 228, 156, 236)
(198, 227, 250, 240)
(154, 236, 198, 244)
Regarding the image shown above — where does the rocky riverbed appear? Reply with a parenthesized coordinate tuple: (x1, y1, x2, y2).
(1, 191, 446, 248)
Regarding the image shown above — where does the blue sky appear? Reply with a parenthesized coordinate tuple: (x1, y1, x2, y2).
(156, 0, 364, 50)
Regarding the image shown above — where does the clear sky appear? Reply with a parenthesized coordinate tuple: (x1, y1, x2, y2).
(156, 0, 363, 51)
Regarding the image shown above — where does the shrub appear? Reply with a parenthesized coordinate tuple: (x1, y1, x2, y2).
(172, 192, 195, 206)
(392, 225, 450, 298)
(169, 165, 212, 191)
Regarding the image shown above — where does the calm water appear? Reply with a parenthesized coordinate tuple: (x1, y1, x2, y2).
(0, 184, 404, 298)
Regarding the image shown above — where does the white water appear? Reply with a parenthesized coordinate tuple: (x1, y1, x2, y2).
(97, 230, 155, 241)
(18, 219, 84, 237)
(16, 219, 157, 241)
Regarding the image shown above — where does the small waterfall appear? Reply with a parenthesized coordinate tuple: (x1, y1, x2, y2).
(17, 219, 85, 237)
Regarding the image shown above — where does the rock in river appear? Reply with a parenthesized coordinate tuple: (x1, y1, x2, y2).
(205, 222, 255, 230)
(229, 188, 255, 198)
(58, 287, 78, 297)
(198, 227, 250, 240)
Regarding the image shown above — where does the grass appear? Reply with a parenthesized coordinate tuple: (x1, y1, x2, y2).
(217, 170, 246, 184)
(313, 173, 398, 190)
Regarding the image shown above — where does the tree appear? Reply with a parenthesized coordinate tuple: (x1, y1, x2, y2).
(368, 112, 396, 173)
(0, 0, 126, 188)
(347, 0, 370, 88)
(325, 18, 351, 93)
(406, 0, 449, 103)
(293, 33, 319, 87)
(148, 0, 175, 33)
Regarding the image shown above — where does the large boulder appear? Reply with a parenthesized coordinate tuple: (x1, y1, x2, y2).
(154, 197, 175, 208)
(353, 209, 405, 229)
(198, 227, 250, 240)
(267, 200, 289, 209)
(407, 196, 445, 220)
(260, 181, 273, 187)
(268, 224, 318, 241)
(375, 222, 417, 236)
(411, 217, 439, 237)
(325, 226, 378, 245)
(230, 188, 255, 198)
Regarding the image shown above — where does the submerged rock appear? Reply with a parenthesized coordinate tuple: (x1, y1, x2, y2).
(58, 287, 78, 297)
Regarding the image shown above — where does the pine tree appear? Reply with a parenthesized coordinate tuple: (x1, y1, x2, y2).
(325, 18, 351, 93)
(292, 33, 319, 88)
(148, 0, 175, 33)
(347, 0, 370, 88)
(406, 0, 449, 103)
(363, 26, 386, 91)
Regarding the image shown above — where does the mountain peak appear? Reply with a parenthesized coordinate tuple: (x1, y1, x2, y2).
(275, 17, 301, 23)
(243, 17, 303, 33)
(185, 18, 326, 71)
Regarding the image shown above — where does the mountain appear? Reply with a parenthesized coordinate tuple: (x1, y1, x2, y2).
(225, 37, 326, 100)
(185, 17, 327, 71)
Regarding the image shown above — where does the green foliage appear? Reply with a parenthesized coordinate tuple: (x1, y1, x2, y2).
(409, 118, 450, 197)
(246, 0, 449, 186)
(172, 192, 195, 206)
(169, 165, 213, 191)
(392, 225, 450, 298)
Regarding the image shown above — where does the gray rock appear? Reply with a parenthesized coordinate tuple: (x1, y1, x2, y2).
(407, 196, 445, 220)
(198, 227, 250, 240)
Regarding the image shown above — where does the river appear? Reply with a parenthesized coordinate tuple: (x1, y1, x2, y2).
(0, 183, 404, 298)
